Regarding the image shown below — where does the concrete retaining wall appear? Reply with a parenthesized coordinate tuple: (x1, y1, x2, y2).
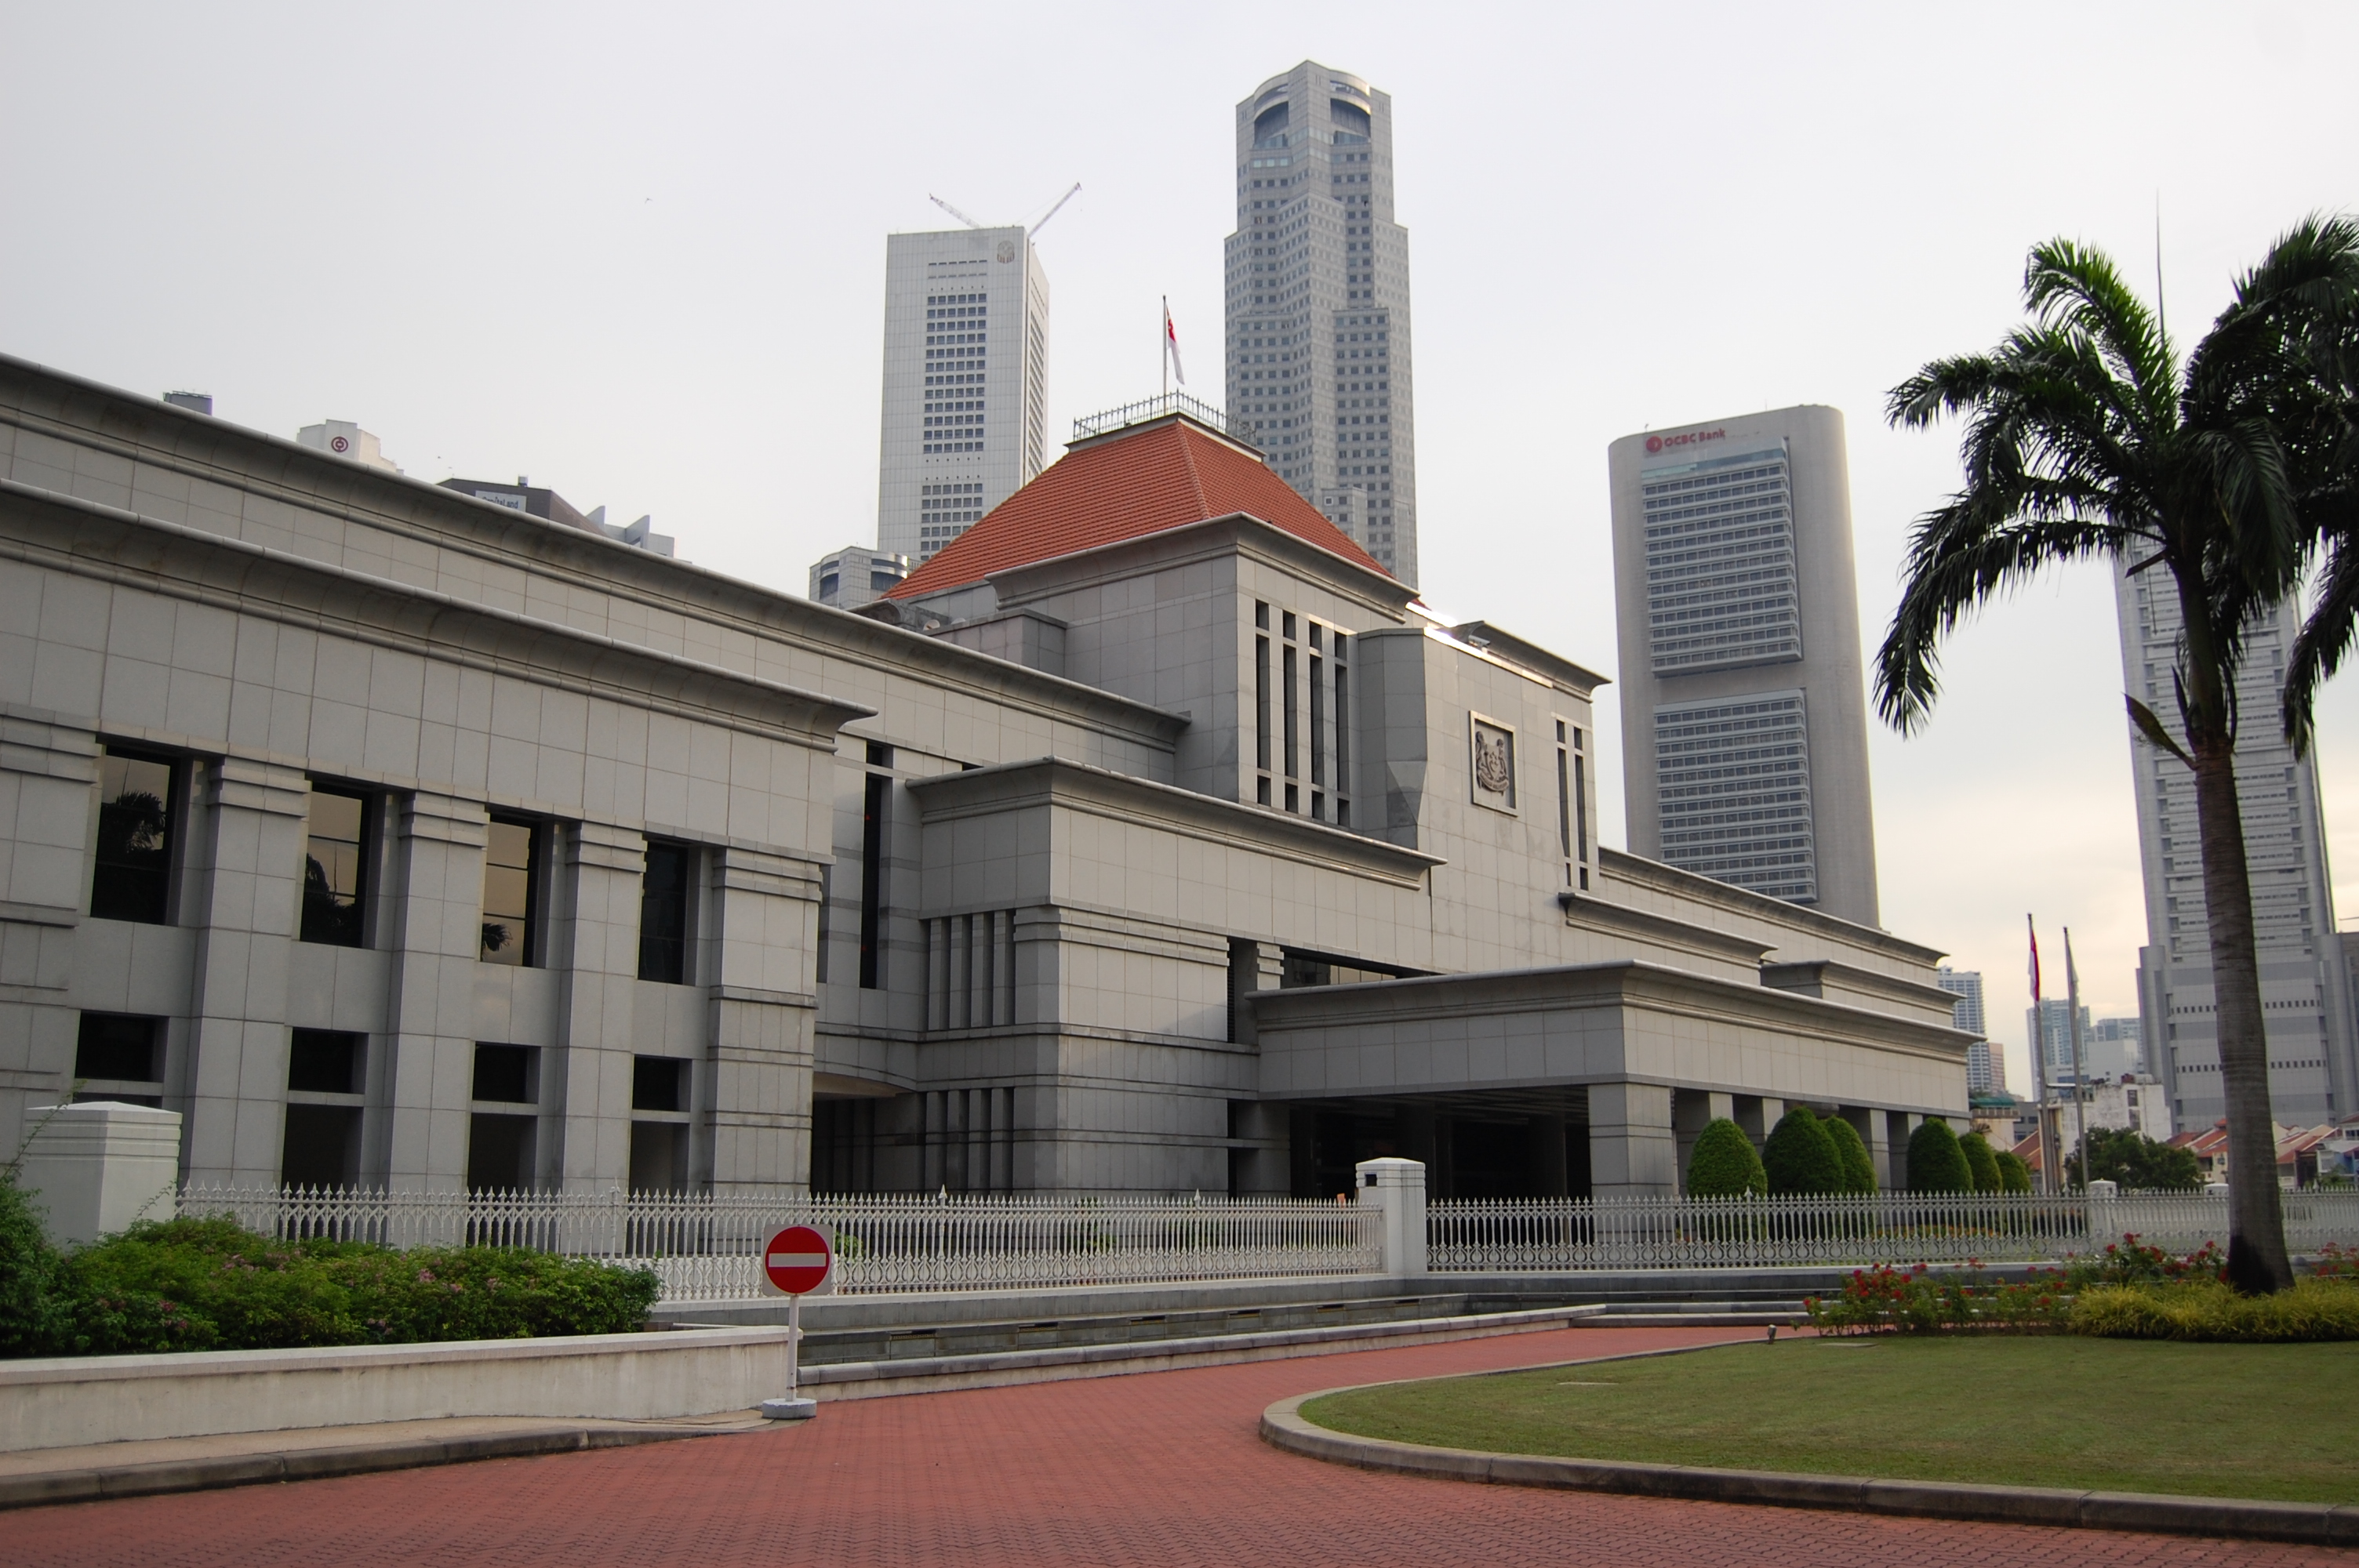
(0, 1327, 792, 1452)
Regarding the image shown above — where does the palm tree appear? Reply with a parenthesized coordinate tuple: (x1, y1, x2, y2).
(1877, 217, 2359, 1294)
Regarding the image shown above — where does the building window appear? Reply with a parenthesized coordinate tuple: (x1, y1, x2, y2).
(282, 1029, 364, 1189)
(860, 744, 893, 990)
(300, 785, 371, 947)
(480, 817, 542, 966)
(638, 840, 695, 985)
(630, 1055, 691, 1192)
(1283, 644, 1299, 782)
(74, 1012, 162, 1104)
(89, 746, 176, 924)
(468, 1044, 539, 1192)
(1255, 635, 1273, 775)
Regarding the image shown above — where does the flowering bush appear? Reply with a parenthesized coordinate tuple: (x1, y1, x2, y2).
(1804, 1261, 2069, 1334)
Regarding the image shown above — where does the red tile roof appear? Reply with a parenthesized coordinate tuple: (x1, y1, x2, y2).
(887, 417, 1391, 600)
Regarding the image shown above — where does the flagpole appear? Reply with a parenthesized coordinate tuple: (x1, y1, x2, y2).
(1161, 296, 1169, 400)
(2066, 928, 2089, 1189)
(2028, 915, 2053, 1193)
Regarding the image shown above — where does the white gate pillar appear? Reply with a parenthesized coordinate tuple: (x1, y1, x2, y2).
(1355, 1156, 1427, 1276)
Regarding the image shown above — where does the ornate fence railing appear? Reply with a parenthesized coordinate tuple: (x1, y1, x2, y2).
(1425, 1189, 2359, 1272)
(175, 1186, 1380, 1302)
(176, 1185, 2359, 1301)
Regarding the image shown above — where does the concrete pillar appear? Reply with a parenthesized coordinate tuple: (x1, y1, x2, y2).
(554, 822, 647, 1192)
(1354, 1156, 1427, 1276)
(1863, 1108, 1895, 1190)
(1734, 1094, 1783, 1152)
(706, 844, 823, 1193)
(15, 1102, 183, 1244)
(0, 718, 99, 1160)
(1886, 1110, 1919, 1192)
(1670, 1090, 1731, 1194)
(182, 756, 311, 1185)
(1587, 1081, 1677, 1196)
(379, 791, 491, 1192)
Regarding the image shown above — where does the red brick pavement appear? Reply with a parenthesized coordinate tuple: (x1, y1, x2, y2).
(11, 1324, 2350, 1567)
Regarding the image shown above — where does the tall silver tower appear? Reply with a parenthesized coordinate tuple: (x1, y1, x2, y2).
(1223, 61, 1419, 587)
(875, 226, 1052, 566)
(1607, 405, 1882, 927)
(2114, 574, 2357, 1129)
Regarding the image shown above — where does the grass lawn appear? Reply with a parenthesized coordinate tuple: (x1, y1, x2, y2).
(1300, 1337, 2358, 1504)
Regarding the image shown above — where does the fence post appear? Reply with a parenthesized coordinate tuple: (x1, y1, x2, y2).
(1354, 1157, 1427, 1276)
(13, 1102, 184, 1246)
(2084, 1178, 2118, 1250)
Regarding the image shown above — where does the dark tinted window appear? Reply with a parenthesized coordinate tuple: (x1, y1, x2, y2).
(632, 1055, 685, 1112)
(287, 1029, 361, 1094)
(480, 818, 539, 965)
(471, 1043, 536, 1104)
(75, 1013, 159, 1083)
(638, 841, 692, 984)
(300, 787, 369, 946)
(90, 749, 175, 924)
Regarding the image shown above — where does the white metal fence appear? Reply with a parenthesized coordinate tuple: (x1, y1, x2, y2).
(1426, 1189, 2359, 1272)
(175, 1185, 2359, 1302)
(176, 1186, 1380, 1302)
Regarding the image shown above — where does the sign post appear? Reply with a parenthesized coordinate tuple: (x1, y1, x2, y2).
(757, 1224, 835, 1421)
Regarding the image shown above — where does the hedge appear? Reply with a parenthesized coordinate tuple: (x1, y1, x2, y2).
(1, 1176, 661, 1358)
(1906, 1118, 1973, 1193)
(1958, 1131, 2002, 1193)
(1995, 1149, 2033, 1193)
(1763, 1107, 1845, 1196)
(1685, 1117, 1766, 1198)
(1823, 1115, 1877, 1195)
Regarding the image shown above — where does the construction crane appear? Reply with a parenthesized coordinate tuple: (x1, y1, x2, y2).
(927, 183, 1081, 236)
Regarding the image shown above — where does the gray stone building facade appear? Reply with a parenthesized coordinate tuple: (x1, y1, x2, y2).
(0, 357, 1968, 1201)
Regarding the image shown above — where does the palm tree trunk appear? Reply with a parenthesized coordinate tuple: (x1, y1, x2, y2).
(2188, 732, 2295, 1292)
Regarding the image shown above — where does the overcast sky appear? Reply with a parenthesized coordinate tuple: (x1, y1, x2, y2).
(5, 1, 2355, 1091)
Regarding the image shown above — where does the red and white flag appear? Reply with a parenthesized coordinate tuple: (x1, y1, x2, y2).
(2026, 913, 2041, 1004)
(1163, 297, 1186, 387)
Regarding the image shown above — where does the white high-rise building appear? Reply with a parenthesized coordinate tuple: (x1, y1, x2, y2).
(1607, 406, 1881, 926)
(2028, 997, 2094, 1090)
(2114, 576, 2358, 1128)
(1936, 967, 1986, 1034)
(1223, 60, 1419, 587)
(875, 226, 1051, 566)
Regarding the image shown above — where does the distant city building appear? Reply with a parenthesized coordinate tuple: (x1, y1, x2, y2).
(1608, 406, 1881, 924)
(298, 420, 400, 473)
(2087, 1015, 2143, 1080)
(1937, 967, 1986, 1034)
(2076, 1073, 2172, 1143)
(162, 391, 212, 416)
(809, 544, 910, 612)
(439, 477, 674, 557)
(1224, 60, 1418, 586)
(2028, 998, 2095, 1089)
(874, 226, 1052, 566)
(2115, 572, 2358, 1128)
(1966, 1040, 2008, 1097)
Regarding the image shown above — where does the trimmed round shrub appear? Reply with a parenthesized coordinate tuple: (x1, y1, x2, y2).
(1822, 1115, 1878, 1195)
(1906, 1118, 1973, 1193)
(1763, 1107, 1845, 1196)
(1685, 1117, 1767, 1198)
(1958, 1131, 2002, 1193)
(1995, 1149, 2033, 1193)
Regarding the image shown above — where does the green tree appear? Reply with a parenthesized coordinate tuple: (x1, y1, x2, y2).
(1877, 217, 2359, 1290)
(1995, 1150, 2034, 1193)
(1823, 1114, 1878, 1194)
(1958, 1131, 2003, 1193)
(1763, 1107, 1845, 1196)
(2067, 1126, 2204, 1191)
(1906, 1119, 1973, 1194)
(1685, 1117, 1767, 1198)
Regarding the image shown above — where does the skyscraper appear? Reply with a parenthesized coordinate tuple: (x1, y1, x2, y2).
(2114, 575, 2357, 1128)
(1223, 61, 1419, 586)
(875, 226, 1052, 566)
(1936, 966, 1986, 1036)
(2027, 997, 2094, 1089)
(1607, 406, 1881, 926)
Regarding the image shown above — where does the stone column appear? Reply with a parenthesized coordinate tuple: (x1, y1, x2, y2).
(378, 791, 490, 1193)
(0, 717, 99, 1157)
(15, 1102, 182, 1244)
(1670, 1090, 1732, 1193)
(1886, 1110, 1919, 1192)
(181, 755, 311, 1185)
(1862, 1109, 1895, 1190)
(1354, 1156, 1427, 1276)
(554, 822, 647, 1192)
(705, 844, 823, 1193)
(1587, 1081, 1677, 1196)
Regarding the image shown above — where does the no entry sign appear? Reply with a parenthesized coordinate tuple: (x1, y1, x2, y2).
(761, 1225, 835, 1296)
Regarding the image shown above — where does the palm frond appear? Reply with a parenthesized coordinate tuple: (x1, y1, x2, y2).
(2284, 529, 2359, 750)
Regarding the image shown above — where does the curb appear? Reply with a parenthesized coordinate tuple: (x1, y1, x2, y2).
(801, 1305, 1610, 1400)
(1259, 1359, 2359, 1546)
(0, 1423, 729, 1512)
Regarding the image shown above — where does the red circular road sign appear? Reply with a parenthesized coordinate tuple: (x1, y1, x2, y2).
(761, 1225, 833, 1295)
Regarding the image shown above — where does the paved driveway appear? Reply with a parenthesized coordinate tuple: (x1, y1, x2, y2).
(11, 1324, 2346, 1566)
